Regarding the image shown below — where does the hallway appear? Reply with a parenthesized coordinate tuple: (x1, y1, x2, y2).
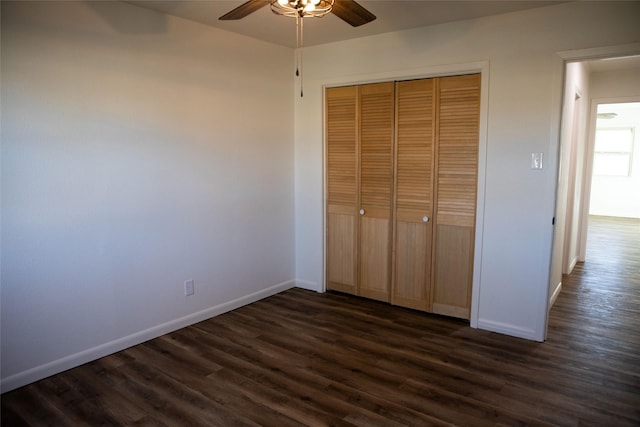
(546, 215, 640, 423)
(552, 215, 640, 327)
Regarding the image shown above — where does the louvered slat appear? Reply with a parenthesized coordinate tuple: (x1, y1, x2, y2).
(396, 79, 434, 212)
(436, 74, 480, 220)
(360, 83, 394, 212)
(327, 87, 357, 207)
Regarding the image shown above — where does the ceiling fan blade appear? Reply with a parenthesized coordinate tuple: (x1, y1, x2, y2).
(219, 0, 270, 20)
(331, 0, 376, 27)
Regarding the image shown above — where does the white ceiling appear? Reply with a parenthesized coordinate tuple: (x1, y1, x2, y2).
(588, 55, 640, 73)
(127, 0, 567, 48)
(597, 102, 640, 127)
(126, 1, 640, 76)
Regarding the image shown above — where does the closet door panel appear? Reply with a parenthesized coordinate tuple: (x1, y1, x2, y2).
(432, 224, 473, 319)
(359, 82, 394, 302)
(359, 215, 390, 301)
(393, 220, 431, 310)
(392, 79, 434, 310)
(432, 74, 480, 319)
(326, 86, 358, 294)
(326, 74, 480, 318)
(327, 206, 357, 293)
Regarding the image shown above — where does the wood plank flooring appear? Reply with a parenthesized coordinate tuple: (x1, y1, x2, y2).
(2, 215, 639, 426)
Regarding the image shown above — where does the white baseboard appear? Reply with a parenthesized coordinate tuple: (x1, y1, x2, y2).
(568, 256, 578, 274)
(0, 280, 295, 393)
(477, 318, 541, 342)
(549, 282, 562, 309)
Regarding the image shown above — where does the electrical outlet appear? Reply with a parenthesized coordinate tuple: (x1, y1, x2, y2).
(184, 279, 194, 296)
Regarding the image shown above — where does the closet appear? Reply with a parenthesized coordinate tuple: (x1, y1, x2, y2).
(326, 73, 480, 320)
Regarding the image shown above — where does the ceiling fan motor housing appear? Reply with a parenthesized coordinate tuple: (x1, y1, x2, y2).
(271, 0, 335, 18)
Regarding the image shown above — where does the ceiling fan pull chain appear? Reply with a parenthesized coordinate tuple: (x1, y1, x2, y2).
(295, 14, 300, 77)
(300, 16, 304, 97)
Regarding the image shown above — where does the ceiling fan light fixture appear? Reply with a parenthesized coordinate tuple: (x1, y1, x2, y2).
(270, 0, 335, 18)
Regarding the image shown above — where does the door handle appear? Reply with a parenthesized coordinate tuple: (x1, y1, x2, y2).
(423, 216, 429, 223)
(359, 209, 365, 216)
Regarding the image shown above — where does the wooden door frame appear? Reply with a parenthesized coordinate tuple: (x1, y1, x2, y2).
(321, 61, 489, 329)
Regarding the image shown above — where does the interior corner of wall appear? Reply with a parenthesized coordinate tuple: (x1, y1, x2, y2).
(549, 281, 562, 310)
(295, 279, 321, 292)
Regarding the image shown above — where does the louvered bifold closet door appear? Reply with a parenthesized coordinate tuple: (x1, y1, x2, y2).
(358, 82, 395, 302)
(431, 74, 481, 319)
(326, 86, 358, 295)
(392, 79, 435, 311)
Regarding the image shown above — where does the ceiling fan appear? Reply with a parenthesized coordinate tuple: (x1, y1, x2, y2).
(219, 0, 376, 27)
(220, 1, 375, 97)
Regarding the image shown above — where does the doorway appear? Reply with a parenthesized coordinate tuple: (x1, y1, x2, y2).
(581, 101, 640, 285)
(582, 100, 640, 288)
(587, 102, 640, 220)
(550, 54, 640, 327)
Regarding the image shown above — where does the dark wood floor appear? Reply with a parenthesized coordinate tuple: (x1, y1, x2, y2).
(2, 216, 639, 426)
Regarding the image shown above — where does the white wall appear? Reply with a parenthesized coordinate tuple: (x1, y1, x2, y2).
(1, 1, 294, 391)
(293, 2, 640, 341)
(550, 61, 590, 309)
(588, 69, 640, 218)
